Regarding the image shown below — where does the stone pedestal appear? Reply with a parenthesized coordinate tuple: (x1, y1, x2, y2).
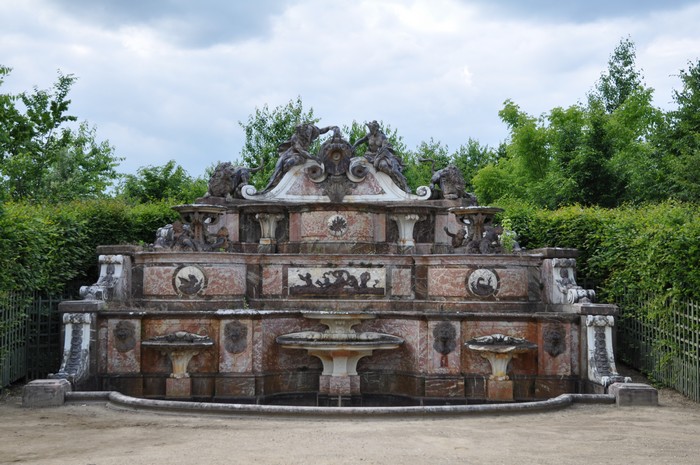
(319, 374, 361, 396)
(608, 382, 658, 406)
(487, 379, 514, 402)
(166, 377, 192, 398)
(22, 379, 72, 408)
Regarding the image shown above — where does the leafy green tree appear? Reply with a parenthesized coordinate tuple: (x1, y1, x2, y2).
(451, 138, 498, 191)
(664, 60, 700, 202)
(238, 97, 317, 189)
(0, 66, 121, 201)
(591, 36, 642, 113)
(116, 160, 207, 203)
(405, 137, 450, 191)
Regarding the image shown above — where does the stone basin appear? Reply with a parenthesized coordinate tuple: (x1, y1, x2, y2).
(276, 312, 404, 398)
(465, 334, 537, 381)
(142, 332, 214, 380)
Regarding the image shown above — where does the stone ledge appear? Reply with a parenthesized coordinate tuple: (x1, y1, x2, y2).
(608, 383, 659, 406)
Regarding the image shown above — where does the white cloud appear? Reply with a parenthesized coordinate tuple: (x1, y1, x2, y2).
(2, 0, 700, 178)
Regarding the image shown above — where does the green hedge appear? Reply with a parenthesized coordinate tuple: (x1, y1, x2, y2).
(2, 198, 698, 304)
(497, 199, 700, 303)
(0, 199, 178, 295)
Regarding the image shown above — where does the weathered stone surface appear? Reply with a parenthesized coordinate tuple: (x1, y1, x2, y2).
(425, 377, 464, 397)
(22, 379, 71, 408)
(166, 377, 192, 398)
(608, 383, 658, 406)
(107, 319, 141, 374)
(487, 379, 514, 401)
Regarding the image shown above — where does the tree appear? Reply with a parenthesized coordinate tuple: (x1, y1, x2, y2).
(451, 138, 498, 191)
(0, 66, 121, 201)
(663, 60, 700, 202)
(116, 160, 207, 203)
(404, 137, 450, 190)
(238, 97, 317, 189)
(591, 37, 643, 113)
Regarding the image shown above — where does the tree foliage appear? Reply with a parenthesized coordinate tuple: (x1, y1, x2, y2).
(472, 37, 680, 208)
(116, 160, 207, 204)
(238, 96, 318, 189)
(0, 66, 121, 202)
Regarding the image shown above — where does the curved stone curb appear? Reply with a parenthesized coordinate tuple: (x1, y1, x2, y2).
(97, 391, 615, 417)
(66, 391, 112, 401)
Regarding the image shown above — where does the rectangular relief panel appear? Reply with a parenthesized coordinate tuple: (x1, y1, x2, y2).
(287, 267, 386, 297)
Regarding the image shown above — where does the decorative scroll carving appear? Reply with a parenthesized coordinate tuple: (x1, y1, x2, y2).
(553, 258, 595, 304)
(79, 254, 127, 301)
(205, 162, 263, 200)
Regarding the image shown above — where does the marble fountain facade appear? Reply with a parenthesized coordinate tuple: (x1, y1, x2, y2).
(53, 124, 628, 406)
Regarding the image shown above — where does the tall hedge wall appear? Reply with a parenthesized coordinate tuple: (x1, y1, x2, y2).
(498, 199, 700, 303)
(0, 199, 178, 295)
(2, 198, 698, 304)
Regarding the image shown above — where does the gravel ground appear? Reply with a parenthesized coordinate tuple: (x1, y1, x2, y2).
(2, 372, 699, 465)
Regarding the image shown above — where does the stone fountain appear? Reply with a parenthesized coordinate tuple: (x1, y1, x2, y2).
(276, 313, 403, 405)
(465, 334, 538, 401)
(49, 121, 632, 406)
(141, 331, 214, 398)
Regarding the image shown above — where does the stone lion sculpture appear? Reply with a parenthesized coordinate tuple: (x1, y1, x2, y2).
(206, 162, 263, 200)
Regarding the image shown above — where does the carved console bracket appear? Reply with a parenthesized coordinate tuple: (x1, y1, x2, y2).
(79, 254, 129, 301)
(50, 313, 93, 386)
(545, 258, 596, 304)
(586, 315, 631, 387)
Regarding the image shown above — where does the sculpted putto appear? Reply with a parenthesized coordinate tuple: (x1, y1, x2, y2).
(353, 120, 410, 193)
(263, 123, 339, 193)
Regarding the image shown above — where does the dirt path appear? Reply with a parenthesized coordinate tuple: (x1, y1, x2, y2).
(2, 385, 699, 465)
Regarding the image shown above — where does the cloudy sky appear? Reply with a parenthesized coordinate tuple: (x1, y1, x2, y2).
(2, 0, 700, 179)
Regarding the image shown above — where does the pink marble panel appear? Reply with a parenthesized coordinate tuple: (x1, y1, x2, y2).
(390, 267, 413, 297)
(300, 211, 373, 241)
(143, 266, 177, 296)
(353, 172, 384, 195)
(537, 322, 573, 376)
(218, 319, 253, 373)
(262, 265, 284, 296)
(204, 265, 246, 295)
(496, 268, 529, 298)
(428, 268, 467, 298)
(286, 174, 325, 195)
(288, 212, 302, 241)
(373, 212, 386, 241)
(106, 319, 141, 374)
(257, 317, 323, 372)
(356, 319, 419, 372)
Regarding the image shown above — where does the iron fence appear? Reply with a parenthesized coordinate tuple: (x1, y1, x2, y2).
(617, 294, 700, 402)
(0, 292, 64, 389)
